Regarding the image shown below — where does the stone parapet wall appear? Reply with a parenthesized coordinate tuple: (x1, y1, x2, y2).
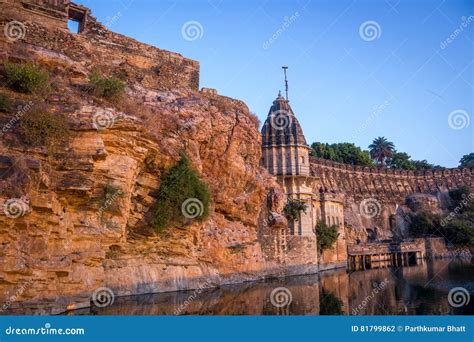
(310, 156, 472, 201)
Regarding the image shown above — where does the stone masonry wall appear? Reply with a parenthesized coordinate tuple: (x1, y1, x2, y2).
(0, 0, 200, 91)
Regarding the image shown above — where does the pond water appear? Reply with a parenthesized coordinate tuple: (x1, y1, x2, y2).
(69, 259, 474, 315)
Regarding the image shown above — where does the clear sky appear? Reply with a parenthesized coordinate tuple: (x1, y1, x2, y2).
(75, 0, 473, 167)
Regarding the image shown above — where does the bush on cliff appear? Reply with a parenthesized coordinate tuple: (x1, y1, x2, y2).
(283, 199, 307, 222)
(18, 110, 69, 148)
(316, 221, 339, 252)
(89, 71, 125, 99)
(0, 93, 11, 113)
(151, 154, 210, 233)
(3, 61, 49, 94)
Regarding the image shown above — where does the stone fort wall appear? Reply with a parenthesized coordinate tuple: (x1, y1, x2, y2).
(310, 156, 473, 202)
(0, 0, 200, 91)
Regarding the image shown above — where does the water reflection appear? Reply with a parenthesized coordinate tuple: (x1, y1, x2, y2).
(68, 259, 474, 315)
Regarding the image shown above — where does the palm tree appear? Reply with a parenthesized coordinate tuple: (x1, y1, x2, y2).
(368, 137, 395, 166)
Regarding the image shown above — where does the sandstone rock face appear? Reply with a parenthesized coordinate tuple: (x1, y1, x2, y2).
(0, 2, 293, 314)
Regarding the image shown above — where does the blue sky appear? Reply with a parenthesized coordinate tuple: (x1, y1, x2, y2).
(75, 0, 473, 167)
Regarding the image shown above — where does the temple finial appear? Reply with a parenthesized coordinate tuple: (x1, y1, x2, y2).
(282, 66, 289, 101)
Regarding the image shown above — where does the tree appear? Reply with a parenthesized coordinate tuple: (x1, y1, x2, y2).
(368, 137, 395, 166)
(283, 199, 307, 222)
(316, 221, 339, 252)
(311, 142, 374, 167)
(387, 152, 416, 170)
(319, 288, 344, 315)
(459, 153, 474, 168)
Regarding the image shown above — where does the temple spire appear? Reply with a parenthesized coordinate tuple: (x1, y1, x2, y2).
(282, 66, 289, 101)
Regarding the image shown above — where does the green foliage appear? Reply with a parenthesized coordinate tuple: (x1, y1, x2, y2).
(0, 93, 11, 112)
(444, 220, 474, 246)
(319, 289, 343, 315)
(459, 153, 474, 168)
(88, 71, 125, 99)
(368, 136, 395, 166)
(18, 110, 69, 148)
(408, 211, 441, 236)
(151, 154, 210, 233)
(449, 186, 470, 204)
(3, 61, 49, 94)
(283, 199, 307, 222)
(387, 152, 439, 171)
(316, 221, 339, 252)
(310, 142, 374, 167)
(408, 201, 474, 247)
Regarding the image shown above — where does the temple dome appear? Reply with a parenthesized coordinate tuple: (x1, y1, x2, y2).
(261, 92, 308, 148)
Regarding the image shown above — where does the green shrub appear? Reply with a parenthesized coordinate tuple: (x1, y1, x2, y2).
(283, 199, 307, 222)
(316, 221, 339, 252)
(151, 154, 210, 233)
(89, 71, 125, 99)
(18, 110, 69, 148)
(0, 93, 11, 112)
(3, 61, 49, 94)
(408, 211, 440, 236)
(444, 220, 474, 246)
